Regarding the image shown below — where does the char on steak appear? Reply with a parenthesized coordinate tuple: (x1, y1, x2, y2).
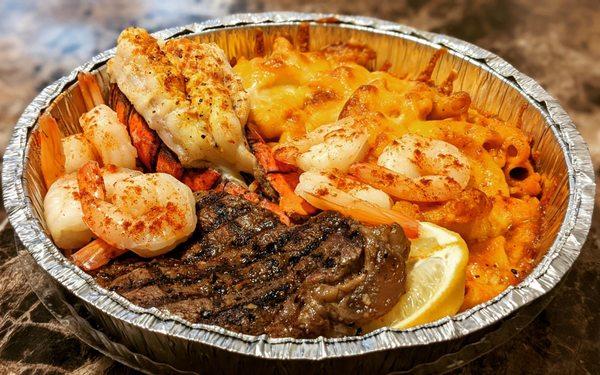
(91, 191, 410, 338)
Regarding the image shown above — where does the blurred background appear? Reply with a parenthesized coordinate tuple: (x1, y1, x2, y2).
(0, 0, 598, 373)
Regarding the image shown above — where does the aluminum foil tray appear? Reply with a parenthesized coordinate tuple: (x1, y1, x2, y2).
(2, 12, 595, 373)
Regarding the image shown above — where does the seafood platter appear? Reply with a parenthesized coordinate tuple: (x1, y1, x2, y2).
(3, 12, 595, 373)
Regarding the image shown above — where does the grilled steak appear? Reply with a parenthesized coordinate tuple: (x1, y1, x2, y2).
(92, 191, 409, 338)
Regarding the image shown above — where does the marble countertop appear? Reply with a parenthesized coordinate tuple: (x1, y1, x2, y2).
(0, 0, 598, 373)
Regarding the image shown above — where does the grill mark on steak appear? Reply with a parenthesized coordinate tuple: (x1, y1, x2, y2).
(195, 231, 363, 327)
(91, 191, 409, 338)
(109, 216, 344, 310)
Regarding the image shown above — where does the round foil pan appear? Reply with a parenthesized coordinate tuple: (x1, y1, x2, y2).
(2, 12, 596, 373)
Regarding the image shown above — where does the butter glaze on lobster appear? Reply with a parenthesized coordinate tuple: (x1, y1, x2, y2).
(107, 28, 256, 172)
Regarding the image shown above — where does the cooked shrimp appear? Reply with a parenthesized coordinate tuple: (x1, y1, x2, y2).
(273, 117, 369, 172)
(77, 161, 196, 257)
(107, 28, 255, 172)
(61, 134, 97, 173)
(295, 171, 419, 238)
(350, 134, 471, 202)
(296, 170, 393, 209)
(43, 167, 142, 250)
(79, 104, 138, 169)
(44, 174, 94, 250)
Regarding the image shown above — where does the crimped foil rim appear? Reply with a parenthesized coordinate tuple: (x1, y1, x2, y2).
(2, 12, 595, 360)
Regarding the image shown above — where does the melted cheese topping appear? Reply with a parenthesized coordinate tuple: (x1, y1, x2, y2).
(235, 37, 377, 140)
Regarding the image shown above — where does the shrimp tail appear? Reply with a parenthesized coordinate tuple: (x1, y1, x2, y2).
(77, 72, 105, 110)
(71, 238, 127, 271)
(246, 124, 316, 216)
(39, 113, 66, 189)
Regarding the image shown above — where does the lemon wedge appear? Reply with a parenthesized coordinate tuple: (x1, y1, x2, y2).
(364, 222, 468, 331)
